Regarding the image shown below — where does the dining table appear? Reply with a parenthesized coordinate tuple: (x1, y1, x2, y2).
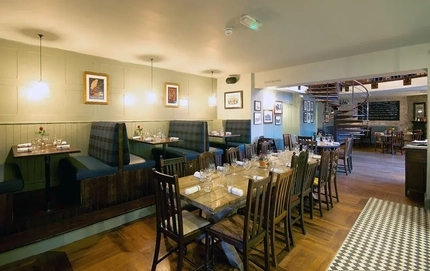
(12, 144, 80, 212)
(178, 151, 304, 270)
(129, 137, 182, 158)
(208, 134, 241, 150)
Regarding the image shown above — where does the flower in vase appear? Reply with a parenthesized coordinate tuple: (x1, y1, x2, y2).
(135, 125, 143, 135)
(35, 126, 48, 136)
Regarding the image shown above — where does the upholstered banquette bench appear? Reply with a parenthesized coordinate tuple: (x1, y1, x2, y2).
(0, 163, 24, 234)
(210, 119, 251, 159)
(151, 120, 223, 173)
(59, 122, 155, 210)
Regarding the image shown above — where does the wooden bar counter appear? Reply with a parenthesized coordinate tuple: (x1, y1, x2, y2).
(404, 144, 427, 197)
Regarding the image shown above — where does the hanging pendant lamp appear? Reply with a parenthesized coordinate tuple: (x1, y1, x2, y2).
(208, 71, 217, 106)
(147, 58, 157, 104)
(34, 33, 50, 98)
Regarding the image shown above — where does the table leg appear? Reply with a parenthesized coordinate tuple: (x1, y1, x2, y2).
(44, 156, 51, 212)
(162, 144, 166, 158)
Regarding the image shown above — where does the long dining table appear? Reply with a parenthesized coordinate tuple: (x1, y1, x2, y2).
(178, 151, 298, 270)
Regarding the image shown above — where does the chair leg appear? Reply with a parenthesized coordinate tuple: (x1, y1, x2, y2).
(288, 207, 295, 246)
(270, 223, 277, 268)
(309, 192, 314, 220)
(283, 217, 290, 252)
(177, 240, 184, 270)
(317, 188, 323, 217)
(299, 198, 306, 235)
(328, 179, 334, 208)
(324, 183, 330, 210)
(264, 234, 270, 271)
(151, 230, 162, 271)
(333, 176, 339, 203)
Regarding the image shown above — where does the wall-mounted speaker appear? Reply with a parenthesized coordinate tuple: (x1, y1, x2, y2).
(226, 76, 238, 84)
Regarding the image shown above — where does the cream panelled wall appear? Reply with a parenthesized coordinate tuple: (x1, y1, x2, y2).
(0, 38, 216, 191)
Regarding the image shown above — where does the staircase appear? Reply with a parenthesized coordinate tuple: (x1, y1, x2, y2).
(306, 80, 370, 143)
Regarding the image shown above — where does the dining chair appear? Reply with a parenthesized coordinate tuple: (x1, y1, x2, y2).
(391, 131, 404, 155)
(298, 135, 313, 143)
(312, 149, 331, 217)
(198, 151, 217, 170)
(382, 129, 394, 154)
(244, 143, 256, 159)
(283, 134, 292, 151)
(290, 134, 298, 150)
(288, 151, 308, 246)
(339, 137, 353, 175)
(205, 173, 273, 271)
(413, 129, 423, 140)
(151, 169, 211, 271)
(225, 146, 241, 164)
(269, 169, 294, 268)
(260, 141, 271, 155)
(328, 148, 340, 207)
(374, 132, 385, 152)
(302, 140, 317, 154)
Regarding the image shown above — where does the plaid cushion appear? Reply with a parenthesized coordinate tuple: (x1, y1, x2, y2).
(225, 120, 251, 143)
(168, 121, 209, 153)
(88, 122, 130, 166)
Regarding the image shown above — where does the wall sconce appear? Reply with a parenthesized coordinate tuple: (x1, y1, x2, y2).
(147, 91, 157, 104)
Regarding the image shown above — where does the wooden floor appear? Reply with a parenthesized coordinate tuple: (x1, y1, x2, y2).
(2, 147, 425, 271)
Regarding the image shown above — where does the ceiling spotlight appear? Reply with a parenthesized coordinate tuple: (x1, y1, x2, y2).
(225, 28, 233, 36)
(240, 14, 262, 31)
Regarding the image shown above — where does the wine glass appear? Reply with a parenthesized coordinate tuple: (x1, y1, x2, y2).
(231, 158, 238, 175)
(216, 167, 225, 187)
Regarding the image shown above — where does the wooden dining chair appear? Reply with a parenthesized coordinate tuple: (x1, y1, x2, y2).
(198, 151, 217, 170)
(260, 141, 271, 155)
(205, 173, 273, 271)
(269, 169, 294, 268)
(413, 129, 423, 140)
(339, 137, 353, 175)
(374, 132, 385, 152)
(302, 140, 317, 154)
(225, 146, 241, 164)
(151, 169, 211, 271)
(391, 131, 404, 155)
(283, 134, 292, 151)
(328, 148, 340, 207)
(312, 149, 331, 217)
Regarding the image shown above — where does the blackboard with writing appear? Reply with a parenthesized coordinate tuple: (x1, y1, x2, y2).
(360, 101, 400, 121)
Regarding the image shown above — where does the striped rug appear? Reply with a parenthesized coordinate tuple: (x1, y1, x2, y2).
(328, 197, 429, 271)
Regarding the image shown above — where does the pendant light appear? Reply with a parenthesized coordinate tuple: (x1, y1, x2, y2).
(34, 34, 50, 98)
(208, 71, 217, 106)
(147, 58, 157, 104)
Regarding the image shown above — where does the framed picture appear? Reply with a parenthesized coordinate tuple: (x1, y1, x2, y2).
(307, 112, 311, 123)
(224, 90, 243, 109)
(254, 100, 261, 111)
(254, 112, 262, 125)
(303, 100, 308, 112)
(275, 115, 282, 125)
(303, 112, 307, 123)
(310, 113, 314, 123)
(83, 71, 108, 105)
(310, 101, 314, 112)
(263, 109, 273, 123)
(413, 102, 426, 121)
(165, 82, 180, 107)
(274, 101, 283, 114)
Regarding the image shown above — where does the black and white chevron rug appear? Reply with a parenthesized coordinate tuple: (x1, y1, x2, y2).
(328, 197, 429, 271)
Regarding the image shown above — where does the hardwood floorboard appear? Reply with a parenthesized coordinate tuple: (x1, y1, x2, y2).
(2, 147, 425, 271)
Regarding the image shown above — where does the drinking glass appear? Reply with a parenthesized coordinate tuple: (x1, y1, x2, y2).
(199, 169, 206, 182)
(216, 167, 225, 187)
(231, 158, 238, 175)
(203, 177, 213, 192)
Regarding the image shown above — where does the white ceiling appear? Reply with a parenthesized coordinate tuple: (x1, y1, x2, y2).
(1, 0, 430, 85)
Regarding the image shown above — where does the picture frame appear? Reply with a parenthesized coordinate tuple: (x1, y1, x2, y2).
(254, 112, 262, 125)
(303, 112, 307, 123)
(275, 115, 282, 125)
(303, 100, 308, 112)
(224, 90, 243, 109)
(274, 101, 283, 114)
(310, 101, 314, 112)
(263, 109, 273, 123)
(254, 100, 261, 111)
(165, 82, 180, 107)
(310, 113, 314, 123)
(83, 71, 109, 105)
(413, 102, 426, 121)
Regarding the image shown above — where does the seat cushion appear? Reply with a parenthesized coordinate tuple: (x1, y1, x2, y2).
(209, 214, 245, 242)
(166, 210, 210, 235)
(0, 163, 24, 194)
(60, 156, 118, 181)
(123, 154, 156, 171)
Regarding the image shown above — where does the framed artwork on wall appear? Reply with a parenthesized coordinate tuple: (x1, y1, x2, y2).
(224, 90, 243, 109)
(307, 112, 311, 123)
(263, 109, 273, 123)
(413, 102, 426, 121)
(83, 71, 109, 105)
(310, 113, 314, 123)
(254, 112, 262, 125)
(303, 111, 307, 123)
(275, 115, 281, 125)
(310, 101, 314, 112)
(164, 82, 180, 107)
(303, 100, 308, 112)
(254, 100, 261, 111)
(274, 101, 283, 114)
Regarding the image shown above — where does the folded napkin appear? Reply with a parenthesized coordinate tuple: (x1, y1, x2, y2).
(57, 144, 70, 150)
(185, 185, 201, 195)
(169, 137, 179, 141)
(217, 166, 225, 170)
(61, 141, 67, 145)
(17, 143, 31, 148)
(228, 186, 243, 196)
(236, 161, 244, 166)
(271, 168, 284, 174)
(253, 176, 264, 181)
(312, 154, 321, 160)
(17, 147, 32, 153)
(144, 137, 153, 141)
(132, 136, 141, 139)
(193, 171, 201, 178)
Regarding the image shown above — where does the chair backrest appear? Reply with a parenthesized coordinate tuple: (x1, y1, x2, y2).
(317, 149, 331, 186)
(329, 148, 340, 183)
(414, 129, 423, 140)
(225, 147, 241, 164)
(160, 154, 187, 177)
(347, 137, 354, 156)
(302, 159, 318, 196)
(243, 173, 273, 244)
(152, 169, 184, 238)
(198, 151, 217, 170)
(392, 131, 404, 146)
(270, 169, 294, 222)
(244, 143, 256, 159)
(298, 136, 313, 143)
(283, 134, 292, 151)
(290, 151, 309, 200)
(260, 141, 271, 155)
(302, 140, 317, 154)
(290, 134, 298, 148)
(374, 132, 383, 142)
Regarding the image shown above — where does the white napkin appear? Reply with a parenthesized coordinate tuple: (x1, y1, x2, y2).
(57, 145, 70, 150)
(17, 147, 32, 152)
(132, 136, 141, 139)
(61, 141, 67, 145)
(312, 154, 321, 160)
(193, 171, 201, 178)
(217, 166, 225, 170)
(228, 186, 243, 196)
(236, 161, 244, 166)
(17, 143, 31, 148)
(169, 137, 179, 141)
(271, 168, 284, 174)
(185, 185, 201, 195)
(253, 176, 264, 181)
(144, 137, 153, 141)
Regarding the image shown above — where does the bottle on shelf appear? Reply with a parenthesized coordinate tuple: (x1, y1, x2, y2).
(220, 126, 224, 136)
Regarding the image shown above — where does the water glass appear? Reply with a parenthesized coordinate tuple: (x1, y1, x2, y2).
(199, 169, 206, 182)
(231, 158, 238, 175)
(204, 177, 213, 192)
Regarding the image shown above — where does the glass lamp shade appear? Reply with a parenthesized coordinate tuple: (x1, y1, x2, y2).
(27, 81, 50, 101)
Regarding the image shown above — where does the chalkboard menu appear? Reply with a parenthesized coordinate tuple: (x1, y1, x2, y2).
(361, 101, 400, 121)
